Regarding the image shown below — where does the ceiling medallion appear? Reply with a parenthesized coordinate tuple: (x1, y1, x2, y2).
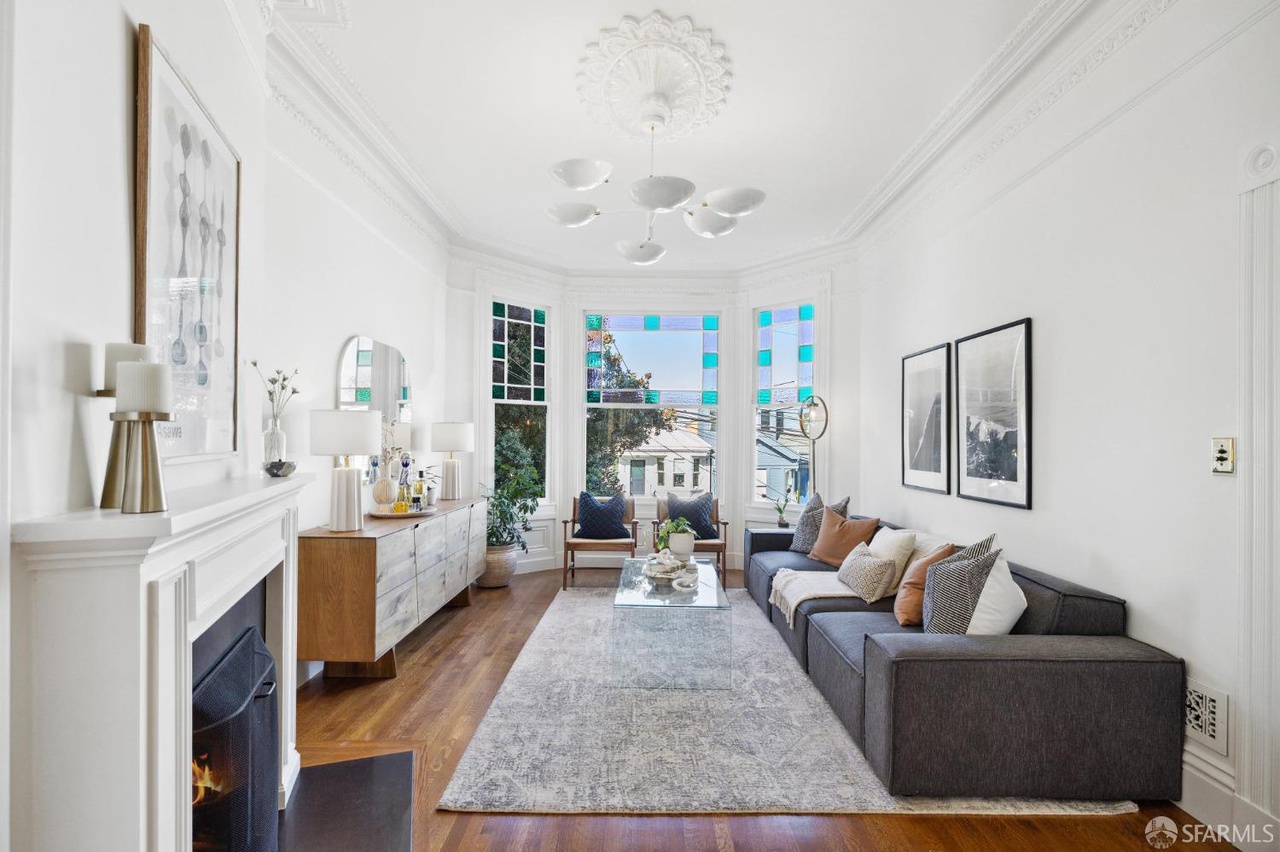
(549, 11, 763, 266)
(577, 11, 731, 143)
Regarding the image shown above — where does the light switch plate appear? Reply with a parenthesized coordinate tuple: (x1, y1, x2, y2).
(1212, 437, 1236, 474)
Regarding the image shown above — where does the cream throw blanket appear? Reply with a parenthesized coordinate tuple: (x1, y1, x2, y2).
(768, 569, 858, 627)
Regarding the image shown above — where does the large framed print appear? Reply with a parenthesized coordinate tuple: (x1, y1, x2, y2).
(955, 318, 1031, 509)
(901, 342, 950, 494)
(133, 23, 240, 459)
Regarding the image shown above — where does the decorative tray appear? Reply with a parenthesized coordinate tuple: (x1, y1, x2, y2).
(369, 508, 437, 519)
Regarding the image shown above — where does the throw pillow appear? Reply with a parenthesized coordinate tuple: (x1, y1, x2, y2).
(837, 543, 898, 602)
(922, 549, 1003, 634)
(789, 493, 850, 553)
(573, 492, 630, 539)
(666, 492, 718, 541)
(808, 509, 879, 567)
(867, 528, 917, 588)
(966, 541, 1029, 635)
(894, 543, 956, 626)
(893, 529, 956, 593)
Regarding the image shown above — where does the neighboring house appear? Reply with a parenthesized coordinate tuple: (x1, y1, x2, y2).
(756, 432, 809, 504)
(617, 426, 715, 497)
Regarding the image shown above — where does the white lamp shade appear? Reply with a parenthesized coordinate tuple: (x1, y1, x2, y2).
(431, 421, 475, 453)
(704, 187, 766, 217)
(685, 207, 737, 238)
(310, 409, 381, 456)
(615, 239, 666, 266)
(545, 202, 599, 227)
(629, 176, 696, 212)
(549, 158, 612, 190)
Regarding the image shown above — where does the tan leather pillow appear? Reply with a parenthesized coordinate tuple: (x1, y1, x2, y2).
(894, 543, 957, 626)
(808, 508, 879, 567)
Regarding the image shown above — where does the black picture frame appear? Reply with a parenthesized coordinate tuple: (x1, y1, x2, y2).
(955, 318, 1032, 509)
(901, 342, 951, 494)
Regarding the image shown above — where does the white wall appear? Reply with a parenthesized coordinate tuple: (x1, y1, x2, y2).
(0, 0, 13, 845)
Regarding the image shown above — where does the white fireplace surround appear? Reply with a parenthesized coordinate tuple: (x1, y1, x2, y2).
(10, 474, 313, 852)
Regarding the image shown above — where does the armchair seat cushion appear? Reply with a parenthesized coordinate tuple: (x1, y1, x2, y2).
(565, 537, 635, 547)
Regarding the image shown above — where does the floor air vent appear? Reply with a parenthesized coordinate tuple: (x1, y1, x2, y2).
(1185, 678, 1228, 756)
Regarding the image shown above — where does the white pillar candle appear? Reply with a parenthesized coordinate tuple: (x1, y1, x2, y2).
(103, 343, 160, 391)
(116, 361, 173, 413)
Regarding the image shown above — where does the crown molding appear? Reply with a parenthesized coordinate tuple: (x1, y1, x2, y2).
(276, 0, 349, 29)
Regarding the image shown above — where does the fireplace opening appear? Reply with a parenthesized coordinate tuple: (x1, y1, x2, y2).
(192, 625, 279, 852)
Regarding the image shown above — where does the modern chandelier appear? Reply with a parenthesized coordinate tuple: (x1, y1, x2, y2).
(545, 12, 765, 266)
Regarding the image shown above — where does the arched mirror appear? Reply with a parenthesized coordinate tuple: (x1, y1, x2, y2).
(337, 336, 412, 427)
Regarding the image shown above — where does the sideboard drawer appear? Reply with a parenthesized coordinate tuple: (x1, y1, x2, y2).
(375, 579, 418, 657)
(415, 516, 447, 567)
(375, 528, 417, 597)
(444, 551, 468, 598)
(417, 560, 449, 618)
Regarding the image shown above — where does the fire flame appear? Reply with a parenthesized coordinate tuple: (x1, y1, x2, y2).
(192, 753, 223, 806)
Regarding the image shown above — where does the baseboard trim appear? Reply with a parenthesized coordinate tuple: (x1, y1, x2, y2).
(1179, 752, 1279, 848)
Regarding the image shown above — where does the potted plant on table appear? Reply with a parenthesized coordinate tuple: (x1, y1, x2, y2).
(477, 432, 542, 588)
(656, 517, 699, 563)
(766, 486, 793, 528)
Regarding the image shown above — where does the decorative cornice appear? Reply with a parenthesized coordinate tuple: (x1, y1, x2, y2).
(275, 0, 349, 28)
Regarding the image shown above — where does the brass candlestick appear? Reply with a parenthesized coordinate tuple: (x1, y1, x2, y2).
(109, 411, 174, 514)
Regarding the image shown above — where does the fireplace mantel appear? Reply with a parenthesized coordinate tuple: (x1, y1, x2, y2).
(12, 474, 314, 852)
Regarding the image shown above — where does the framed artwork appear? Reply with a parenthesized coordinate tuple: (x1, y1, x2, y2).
(901, 342, 950, 494)
(955, 318, 1032, 509)
(133, 23, 240, 459)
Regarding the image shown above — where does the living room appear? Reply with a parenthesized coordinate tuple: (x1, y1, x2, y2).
(0, 0, 1278, 850)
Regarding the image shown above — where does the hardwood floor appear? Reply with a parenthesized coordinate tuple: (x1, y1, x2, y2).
(296, 568, 1229, 852)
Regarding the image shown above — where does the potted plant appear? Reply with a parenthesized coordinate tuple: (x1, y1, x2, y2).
(767, 486, 793, 528)
(657, 517, 698, 562)
(477, 433, 542, 588)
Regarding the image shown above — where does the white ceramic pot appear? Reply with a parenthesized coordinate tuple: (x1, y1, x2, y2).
(668, 531, 695, 562)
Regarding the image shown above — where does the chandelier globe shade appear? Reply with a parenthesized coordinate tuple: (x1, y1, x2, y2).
(549, 158, 612, 190)
(545, 202, 599, 227)
(685, 206, 737, 238)
(704, 187, 767, 217)
(629, 176, 696, 212)
(615, 239, 666, 265)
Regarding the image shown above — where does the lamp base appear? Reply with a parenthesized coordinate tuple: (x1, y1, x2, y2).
(330, 465, 364, 532)
(441, 457, 462, 501)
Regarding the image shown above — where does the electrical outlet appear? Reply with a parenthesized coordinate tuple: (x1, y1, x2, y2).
(1212, 438, 1235, 474)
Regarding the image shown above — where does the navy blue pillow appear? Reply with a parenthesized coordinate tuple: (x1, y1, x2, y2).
(574, 492, 630, 539)
(666, 492, 717, 541)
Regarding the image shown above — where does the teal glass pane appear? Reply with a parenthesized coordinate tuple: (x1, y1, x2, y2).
(798, 344, 814, 363)
(533, 388, 545, 402)
(586, 390, 601, 403)
(492, 343, 505, 359)
(758, 310, 772, 327)
(702, 391, 718, 405)
(492, 385, 505, 400)
(799, 387, 813, 402)
(644, 389, 659, 405)
(402, 386, 409, 400)
(702, 352, 718, 369)
(356, 387, 371, 403)
(757, 389, 772, 405)
(758, 350, 772, 366)
(660, 315, 700, 331)
(703, 331, 718, 352)
(799, 304, 815, 321)
(492, 301, 505, 318)
(643, 315, 660, 331)
(356, 349, 373, 366)
(703, 315, 719, 331)
(586, 314, 602, 330)
(585, 351, 601, 368)
(534, 309, 546, 325)
(534, 348, 545, 364)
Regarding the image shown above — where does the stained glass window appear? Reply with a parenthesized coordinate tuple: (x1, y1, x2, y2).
(584, 313, 719, 406)
(492, 301, 546, 402)
(756, 304, 814, 405)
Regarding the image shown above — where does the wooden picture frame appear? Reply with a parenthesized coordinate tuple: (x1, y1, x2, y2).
(955, 318, 1032, 509)
(134, 23, 240, 459)
(901, 342, 950, 494)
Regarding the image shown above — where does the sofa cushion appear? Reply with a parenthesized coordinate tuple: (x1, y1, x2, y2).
(1009, 563, 1127, 635)
(573, 492, 630, 539)
(810, 510, 879, 567)
(665, 492, 717, 541)
(836, 544, 897, 602)
(789, 494, 849, 553)
(923, 549, 1003, 634)
(771, 596, 896, 670)
(746, 549, 832, 614)
(808, 611, 922, 676)
(894, 544, 956, 626)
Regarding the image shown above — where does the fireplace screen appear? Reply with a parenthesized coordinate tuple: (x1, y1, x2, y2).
(192, 627, 279, 852)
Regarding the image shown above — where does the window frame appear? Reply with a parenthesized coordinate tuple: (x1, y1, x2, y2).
(489, 298, 552, 502)
(751, 300, 820, 510)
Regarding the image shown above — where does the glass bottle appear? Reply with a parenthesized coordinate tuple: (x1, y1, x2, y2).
(262, 416, 286, 466)
(413, 470, 426, 498)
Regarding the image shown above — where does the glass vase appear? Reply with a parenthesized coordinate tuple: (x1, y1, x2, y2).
(262, 417, 286, 466)
(372, 467, 397, 510)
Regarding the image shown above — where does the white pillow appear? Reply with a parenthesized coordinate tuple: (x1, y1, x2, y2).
(899, 529, 955, 566)
(966, 538, 1028, 635)
(868, 528, 917, 593)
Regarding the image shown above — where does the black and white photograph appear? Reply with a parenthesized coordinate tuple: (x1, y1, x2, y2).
(955, 318, 1031, 509)
(134, 24, 240, 458)
(901, 342, 950, 494)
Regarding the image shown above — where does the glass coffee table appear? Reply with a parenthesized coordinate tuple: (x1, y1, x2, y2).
(610, 557, 732, 690)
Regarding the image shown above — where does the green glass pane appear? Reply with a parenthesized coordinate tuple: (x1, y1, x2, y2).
(534, 309, 546, 325)
(702, 391, 718, 405)
(492, 301, 505, 318)
(534, 348, 545, 364)
(355, 387, 371, 403)
(586, 314, 602, 330)
(799, 386, 813, 402)
(492, 385, 505, 400)
(643, 315, 660, 331)
(586, 351, 601, 368)
(492, 343, 505, 359)
(356, 349, 373, 366)
(533, 388, 545, 402)
(644, 389, 659, 405)
(759, 310, 772, 328)
(799, 344, 814, 363)
(702, 352, 718, 368)
(757, 389, 772, 405)
(402, 386, 409, 400)
(703, 315, 719, 331)
(586, 390, 601, 404)
(758, 350, 772, 366)
(799, 304, 815, 321)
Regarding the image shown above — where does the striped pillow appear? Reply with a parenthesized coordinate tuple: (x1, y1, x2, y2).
(922, 549, 1003, 634)
(789, 494, 849, 553)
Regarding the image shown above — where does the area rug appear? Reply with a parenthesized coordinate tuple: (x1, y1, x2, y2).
(438, 589, 1137, 815)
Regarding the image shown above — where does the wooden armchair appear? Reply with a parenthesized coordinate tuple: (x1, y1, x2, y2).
(562, 496, 640, 589)
(652, 497, 729, 586)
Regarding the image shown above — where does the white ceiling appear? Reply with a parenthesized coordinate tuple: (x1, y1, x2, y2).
(298, 1, 1042, 273)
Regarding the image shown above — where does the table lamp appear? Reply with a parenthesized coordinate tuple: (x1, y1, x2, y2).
(431, 421, 474, 500)
(311, 409, 381, 531)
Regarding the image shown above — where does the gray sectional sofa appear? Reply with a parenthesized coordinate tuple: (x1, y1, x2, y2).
(744, 521, 1185, 801)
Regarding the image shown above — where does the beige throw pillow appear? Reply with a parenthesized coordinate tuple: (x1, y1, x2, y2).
(837, 543, 898, 603)
(868, 528, 917, 592)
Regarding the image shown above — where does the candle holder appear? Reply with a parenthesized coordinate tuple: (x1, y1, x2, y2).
(108, 411, 173, 514)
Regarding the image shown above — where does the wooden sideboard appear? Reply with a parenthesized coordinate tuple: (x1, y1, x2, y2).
(298, 497, 487, 677)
